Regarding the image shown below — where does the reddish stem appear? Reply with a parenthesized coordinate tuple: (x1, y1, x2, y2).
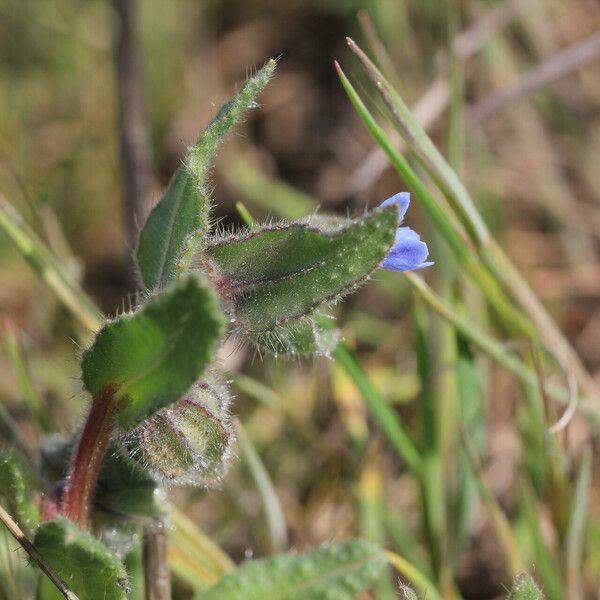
(60, 385, 118, 529)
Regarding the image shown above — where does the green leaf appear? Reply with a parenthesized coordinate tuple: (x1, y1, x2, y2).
(186, 60, 276, 187)
(136, 169, 205, 291)
(0, 451, 39, 533)
(198, 540, 388, 600)
(81, 275, 225, 430)
(95, 449, 162, 519)
(507, 574, 544, 600)
(136, 59, 276, 291)
(35, 517, 128, 600)
(206, 206, 398, 333)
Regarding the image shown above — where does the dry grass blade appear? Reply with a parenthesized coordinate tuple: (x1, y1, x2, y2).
(0, 504, 79, 600)
(459, 428, 524, 578)
(469, 31, 600, 123)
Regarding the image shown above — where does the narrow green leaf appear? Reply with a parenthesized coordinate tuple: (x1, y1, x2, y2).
(34, 517, 128, 600)
(334, 62, 471, 265)
(198, 540, 388, 600)
(136, 60, 276, 291)
(519, 484, 561, 600)
(507, 574, 544, 600)
(324, 309, 421, 474)
(206, 206, 398, 333)
(81, 275, 225, 430)
(186, 60, 276, 186)
(0, 452, 39, 533)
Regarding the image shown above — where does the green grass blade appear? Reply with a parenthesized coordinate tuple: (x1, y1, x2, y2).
(345, 38, 489, 247)
(385, 551, 442, 600)
(2, 322, 51, 433)
(460, 429, 524, 577)
(405, 273, 594, 417)
(334, 61, 472, 266)
(564, 447, 592, 599)
(330, 337, 420, 473)
(519, 483, 562, 600)
(0, 199, 102, 333)
(237, 422, 288, 554)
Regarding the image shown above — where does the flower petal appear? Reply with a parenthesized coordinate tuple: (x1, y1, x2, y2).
(382, 227, 432, 272)
(379, 192, 410, 221)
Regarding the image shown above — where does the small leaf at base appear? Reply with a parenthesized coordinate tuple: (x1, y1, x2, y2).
(34, 516, 128, 600)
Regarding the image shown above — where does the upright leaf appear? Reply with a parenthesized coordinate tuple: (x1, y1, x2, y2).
(206, 206, 398, 333)
(136, 59, 277, 291)
(81, 275, 225, 430)
(136, 169, 205, 291)
(198, 540, 388, 600)
(35, 517, 128, 600)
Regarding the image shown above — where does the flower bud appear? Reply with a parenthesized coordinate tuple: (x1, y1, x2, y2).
(124, 376, 234, 486)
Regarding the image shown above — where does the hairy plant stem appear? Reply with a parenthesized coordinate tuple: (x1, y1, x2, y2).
(60, 385, 118, 529)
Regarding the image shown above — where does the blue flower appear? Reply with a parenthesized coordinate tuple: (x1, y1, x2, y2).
(379, 193, 432, 272)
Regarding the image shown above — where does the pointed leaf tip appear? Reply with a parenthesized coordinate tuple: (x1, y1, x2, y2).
(136, 60, 277, 291)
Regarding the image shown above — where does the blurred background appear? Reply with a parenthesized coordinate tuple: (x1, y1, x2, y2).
(1, 0, 600, 598)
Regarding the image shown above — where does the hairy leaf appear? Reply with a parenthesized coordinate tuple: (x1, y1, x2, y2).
(198, 540, 388, 600)
(136, 60, 276, 291)
(206, 206, 398, 333)
(35, 517, 128, 600)
(507, 574, 544, 600)
(136, 169, 204, 291)
(81, 275, 225, 430)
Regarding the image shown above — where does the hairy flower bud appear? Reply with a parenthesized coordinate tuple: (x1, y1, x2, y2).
(124, 376, 234, 486)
